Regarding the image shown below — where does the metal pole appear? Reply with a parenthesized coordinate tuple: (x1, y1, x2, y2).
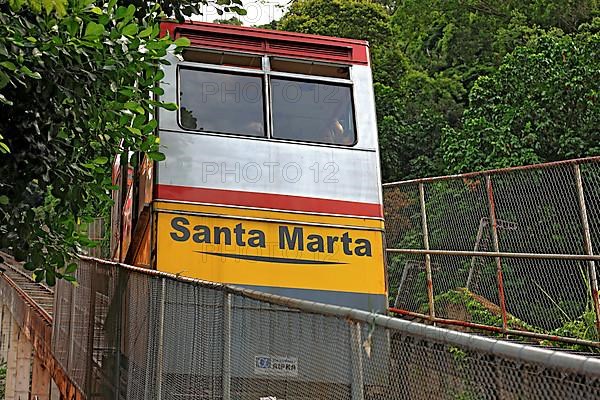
(156, 278, 166, 400)
(222, 293, 232, 400)
(486, 175, 508, 332)
(419, 183, 435, 322)
(466, 218, 487, 290)
(113, 266, 122, 400)
(394, 262, 411, 309)
(574, 164, 600, 338)
(350, 322, 364, 400)
(67, 274, 76, 374)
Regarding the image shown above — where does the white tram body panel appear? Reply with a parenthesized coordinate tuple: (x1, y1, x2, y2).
(158, 58, 381, 208)
(153, 22, 387, 313)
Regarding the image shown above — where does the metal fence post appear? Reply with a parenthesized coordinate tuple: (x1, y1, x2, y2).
(67, 272, 77, 374)
(156, 277, 166, 400)
(418, 183, 435, 322)
(485, 175, 508, 332)
(574, 163, 600, 338)
(350, 322, 364, 400)
(223, 293, 232, 400)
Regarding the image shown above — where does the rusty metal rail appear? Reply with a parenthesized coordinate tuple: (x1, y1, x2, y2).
(0, 251, 84, 400)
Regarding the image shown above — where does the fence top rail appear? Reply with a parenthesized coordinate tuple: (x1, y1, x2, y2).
(382, 156, 600, 187)
(78, 254, 600, 376)
(386, 248, 600, 261)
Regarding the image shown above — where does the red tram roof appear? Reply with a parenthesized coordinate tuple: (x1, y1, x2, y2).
(160, 21, 370, 65)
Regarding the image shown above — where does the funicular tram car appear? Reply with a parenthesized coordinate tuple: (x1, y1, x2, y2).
(109, 21, 388, 399)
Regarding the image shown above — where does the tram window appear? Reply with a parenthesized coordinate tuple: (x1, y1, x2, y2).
(270, 77, 356, 146)
(179, 68, 266, 137)
(270, 58, 350, 79)
(182, 49, 262, 69)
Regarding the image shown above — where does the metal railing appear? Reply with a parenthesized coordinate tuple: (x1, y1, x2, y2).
(383, 156, 600, 348)
(51, 256, 600, 399)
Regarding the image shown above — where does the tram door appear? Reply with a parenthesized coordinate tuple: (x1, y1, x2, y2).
(114, 21, 388, 313)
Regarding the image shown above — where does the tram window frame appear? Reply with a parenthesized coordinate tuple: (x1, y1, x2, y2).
(175, 54, 358, 147)
(177, 65, 268, 138)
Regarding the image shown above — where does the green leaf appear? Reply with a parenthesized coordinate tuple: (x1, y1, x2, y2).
(19, 66, 41, 79)
(24, 262, 37, 271)
(142, 119, 157, 134)
(174, 37, 191, 47)
(90, 6, 103, 14)
(139, 26, 153, 38)
(122, 23, 138, 36)
(161, 102, 178, 111)
(65, 262, 78, 273)
(84, 21, 104, 39)
(115, 6, 128, 18)
(147, 151, 166, 161)
(34, 270, 45, 283)
(93, 156, 109, 165)
(0, 61, 17, 71)
(150, 86, 164, 96)
(46, 269, 56, 286)
(125, 126, 141, 135)
(124, 101, 144, 114)
(153, 70, 165, 82)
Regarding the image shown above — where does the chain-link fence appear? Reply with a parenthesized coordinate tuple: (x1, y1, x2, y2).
(384, 156, 600, 348)
(52, 256, 600, 399)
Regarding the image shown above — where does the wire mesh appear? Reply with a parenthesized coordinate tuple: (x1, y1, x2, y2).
(52, 258, 600, 399)
(383, 157, 600, 346)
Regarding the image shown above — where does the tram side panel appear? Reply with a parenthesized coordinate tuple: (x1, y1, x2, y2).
(154, 49, 387, 312)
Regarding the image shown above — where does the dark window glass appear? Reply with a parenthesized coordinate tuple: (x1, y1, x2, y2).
(179, 68, 265, 137)
(270, 58, 350, 79)
(183, 50, 262, 69)
(271, 78, 356, 146)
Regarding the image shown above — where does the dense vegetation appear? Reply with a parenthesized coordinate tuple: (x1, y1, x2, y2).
(274, 0, 599, 180)
(0, 0, 239, 282)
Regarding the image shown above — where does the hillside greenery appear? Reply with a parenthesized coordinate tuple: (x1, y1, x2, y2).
(275, 0, 600, 181)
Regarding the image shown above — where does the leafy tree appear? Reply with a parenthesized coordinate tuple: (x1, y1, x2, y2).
(6, 0, 67, 15)
(0, 0, 193, 284)
(277, 0, 453, 181)
(385, 1, 597, 179)
(125, 0, 245, 23)
(278, 0, 392, 47)
(393, 0, 597, 84)
(442, 21, 600, 173)
(215, 16, 243, 25)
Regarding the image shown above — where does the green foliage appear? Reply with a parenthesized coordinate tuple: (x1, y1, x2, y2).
(122, 0, 246, 23)
(5, 0, 67, 16)
(278, 0, 392, 47)
(277, 0, 459, 181)
(215, 16, 243, 25)
(0, 0, 186, 284)
(547, 309, 599, 352)
(277, 0, 598, 182)
(0, 362, 5, 398)
(442, 23, 600, 173)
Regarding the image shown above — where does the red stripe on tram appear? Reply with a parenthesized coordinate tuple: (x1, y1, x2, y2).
(156, 184, 383, 218)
